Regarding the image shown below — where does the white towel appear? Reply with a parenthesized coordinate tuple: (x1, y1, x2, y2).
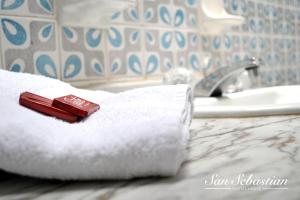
(0, 70, 192, 180)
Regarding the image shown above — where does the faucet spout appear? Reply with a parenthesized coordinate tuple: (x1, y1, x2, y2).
(194, 57, 261, 97)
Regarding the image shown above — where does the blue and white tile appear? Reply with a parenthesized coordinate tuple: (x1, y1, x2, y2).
(174, 30, 187, 51)
(108, 52, 143, 76)
(158, 54, 174, 72)
(260, 69, 275, 87)
(173, 0, 199, 29)
(176, 52, 187, 68)
(257, 37, 271, 53)
(126, 52, 143, 76)
(287, 50, 297, 67)
(145, 29, 159, 51)
(287, 68, 298, 85)
(242, 36, 258, 54)
(142, 0, 174, 27)
(273, 38, 285, 53)
(188, 32, 200, 51)
(60, 26, 106, 81)
(159, 29, 175, 51)
(33, 51, 59, 79)
(188, 52, 201, 72)
(61, 52, 85, 80)
(187, 32, 201, 72)
(172, 5, 187, 28)
(274, 69, 287, 86)
(0, 16, 59, 78)
(229, 52, 249, 64)
(158, 30, 175, 71)
(111, 1, 140, 24)
(214, 54, 224, 69)
(0, 0, 55, 17)
(108, 26, 143, 77)
(227, 0, 249, 16)
(176, 31, 200, 70)
(223, 52, 235, 65)
(257, 3, 265, 18)
(249, 17, 264, 33)
(211, 36, 223, 52)
(145, 52, 161, 75)
(246, 0, 255, 16)
(263, 51, 278, 67)
(0, 17, 31, 50)
(107, 26, 125, 51)
(185, 0, 199, 28)
(232, 35, 242, 51)
(223, 34, 233, 52)
(201, 35, 212, 52)
(144, 28, 174, 74)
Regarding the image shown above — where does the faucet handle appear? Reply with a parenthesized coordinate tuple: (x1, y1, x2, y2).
(194, 57, 261, 97)
(245, 57, 262, 70)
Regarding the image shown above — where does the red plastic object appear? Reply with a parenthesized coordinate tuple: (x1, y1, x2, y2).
(52, 95, 100, 118)
(19, 92, 79, 123)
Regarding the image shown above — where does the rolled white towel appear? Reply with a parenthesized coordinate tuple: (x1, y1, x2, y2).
(0, 70, 192, 180)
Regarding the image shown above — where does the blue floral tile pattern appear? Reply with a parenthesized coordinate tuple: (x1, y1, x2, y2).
(60, 26, 105, 80)
(187, 32, 201, 71)
(145, 29, 174, 75)
(0, 0, 55, 17)
(111, 2, 139, 24)
(108, 26, 143, 76)
(143, 0, 172, 26)
(173, 0, 198, 28)
(0, 0, 300, 86)
(0, 17, 59, 78)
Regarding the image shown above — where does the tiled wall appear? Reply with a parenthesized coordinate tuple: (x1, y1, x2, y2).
(0, 0, 300, 87)
(222, 0, 300, 86)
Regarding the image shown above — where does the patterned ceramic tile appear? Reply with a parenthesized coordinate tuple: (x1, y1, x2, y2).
(0, 0, 299, 87)
(287, 67, 298, 84)
(211, 36, 223, 52)
(274, 69, 287, 86)
(187, 32, 201, 71)
(144, 28, 174, 74)
(260, 68, 275, 87)
(176, 31, 202, 72)
(142, 0, 173, 27)
(201, 35, 212, 52)
(0, 0, 55, 17)
(142, 0, 197, 29)
(173, 0, 199, 29)
(111, 1, 140, 24)
(0, 16, 59, 78)
(107, 26, 143, 77)
(60, 26, 106, 81)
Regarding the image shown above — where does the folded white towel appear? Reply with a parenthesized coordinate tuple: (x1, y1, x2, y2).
(0, 70, 192, 180)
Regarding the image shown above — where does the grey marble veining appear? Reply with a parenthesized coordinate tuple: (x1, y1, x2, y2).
(0, 115, 299, 200)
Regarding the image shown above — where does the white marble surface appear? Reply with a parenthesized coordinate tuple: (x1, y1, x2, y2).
(0, 115, 300, 200)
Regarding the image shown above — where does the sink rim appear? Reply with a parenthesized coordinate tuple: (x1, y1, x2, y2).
(193, 85, 300, 118)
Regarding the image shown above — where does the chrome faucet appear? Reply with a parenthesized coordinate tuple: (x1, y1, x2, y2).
(194, 57, 261, 97)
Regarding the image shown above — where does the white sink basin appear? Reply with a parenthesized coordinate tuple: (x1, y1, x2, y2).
(193, 85, 300, 118)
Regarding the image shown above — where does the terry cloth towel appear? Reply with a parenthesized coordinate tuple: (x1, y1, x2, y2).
(0, 70, 192, 180)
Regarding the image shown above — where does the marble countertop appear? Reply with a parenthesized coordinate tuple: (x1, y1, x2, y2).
(0, 115, 299, 200)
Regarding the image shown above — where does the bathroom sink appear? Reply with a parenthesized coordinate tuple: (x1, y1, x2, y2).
(193, 85, 300, 118)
